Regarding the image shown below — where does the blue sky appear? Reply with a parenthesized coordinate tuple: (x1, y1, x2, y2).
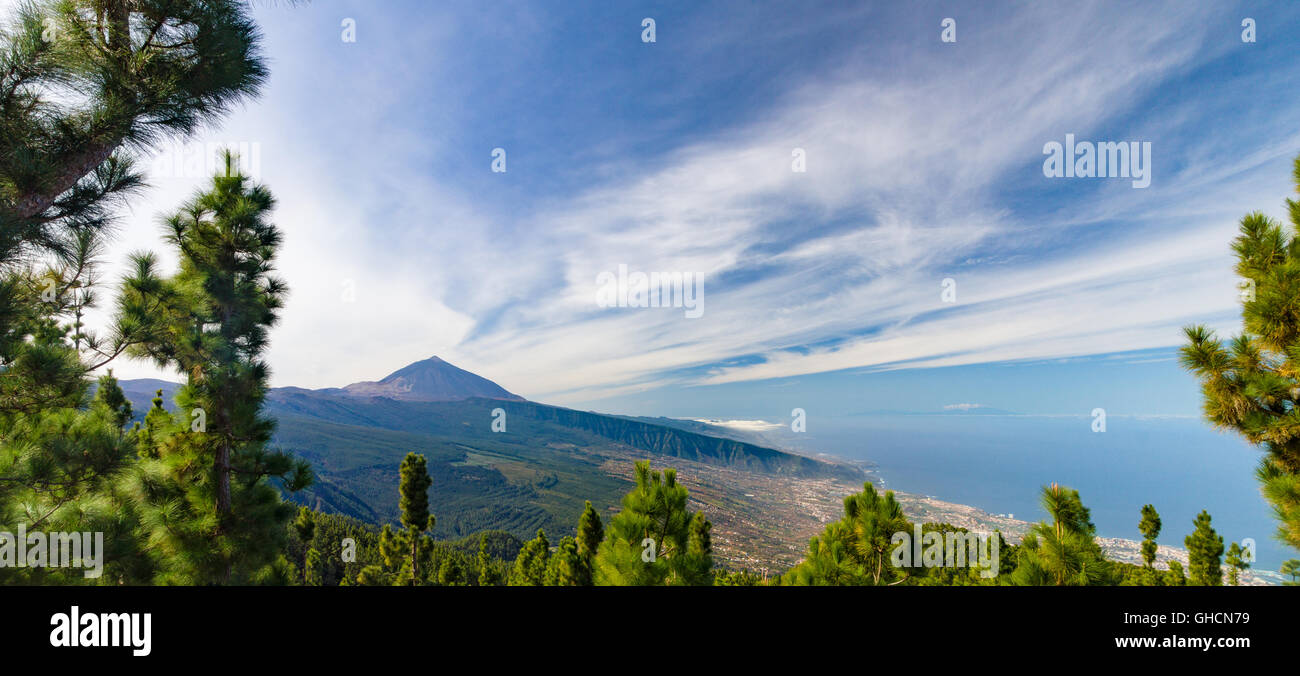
(22, 0, 1300, 418)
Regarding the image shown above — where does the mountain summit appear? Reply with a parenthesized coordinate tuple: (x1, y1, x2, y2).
(339, 356, 524, 402)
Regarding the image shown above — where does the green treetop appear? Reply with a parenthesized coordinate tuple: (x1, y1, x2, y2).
(544, 536, 587, 586)
(593, 461, 714, 586)
(1225, 542, 1250, 586)
(478, 533, 502, 586)
(782, 482, 911, 586)
(1281, 558, 1300, 585)
(1184, 510, 1224, 586)
(1138, 504, 1161, 568)
(509, 529, 550, 586)
(1012, 484, 1112, 586)
(576, 499, 604, 562)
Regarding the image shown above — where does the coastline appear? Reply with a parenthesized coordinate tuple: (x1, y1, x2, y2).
(692, 421, 1283, 585)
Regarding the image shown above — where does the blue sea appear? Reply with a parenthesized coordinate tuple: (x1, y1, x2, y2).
(780, 414, 1288, 574)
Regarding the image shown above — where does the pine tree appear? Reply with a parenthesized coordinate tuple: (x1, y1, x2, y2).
(1184, 510, 1224, 586)
(783, 482, 911, 586)
(677, 511, 715, 586)
(376, 524, 405, 580)
(397, 452, 435, 585)
(1138, 504, 1161, 568)
(292, 506, 316, 583)
(783, 522, 866, 586)
(592, 461, 715, 585)
(544, 536, 587, 586)
(576, 499, 604, 562)
(358, 455, 437, 586)
(477, 532, 502, 586)
(436, 550, 468, 586)
(1181, 154, 1300, 552)
(93, 371, 132, 428)
(303, 549, 323, 587)
(355, 563, 394, 587)
(1281, 558, 1300, 585)
(509, 529, 550, 586)
(1012, 484, 1111, 586)
(115, 152, 310, 584)
(535, 499, 607, 586)
(844, 484, 909, 585)
(1224, 542, 1250, 586)
(135, 389, 174, 459)
(293, 506, 316, 542)
(1164, 559, 1187, 586)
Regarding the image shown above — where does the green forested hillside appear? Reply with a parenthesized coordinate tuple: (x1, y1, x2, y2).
(272, 413, 629, 540)
(112, 386, 855, 544)
(265, 393, 856, 541)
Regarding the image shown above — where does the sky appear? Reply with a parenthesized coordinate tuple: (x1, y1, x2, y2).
(11, 0, 1300, 418)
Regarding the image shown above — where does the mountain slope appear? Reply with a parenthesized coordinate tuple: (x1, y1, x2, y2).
(263, 391, 856, 481)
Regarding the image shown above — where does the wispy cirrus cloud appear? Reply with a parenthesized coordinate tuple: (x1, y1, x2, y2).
(440, 1, 1292, 402)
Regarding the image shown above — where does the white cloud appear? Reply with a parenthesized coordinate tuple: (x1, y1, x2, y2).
(694, 419, 784, 432)
(444, 2, 1274, 402)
